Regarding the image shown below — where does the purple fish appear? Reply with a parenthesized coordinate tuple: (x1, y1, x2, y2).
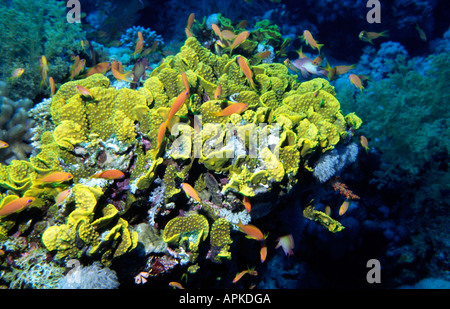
(287, 57, 328, 79)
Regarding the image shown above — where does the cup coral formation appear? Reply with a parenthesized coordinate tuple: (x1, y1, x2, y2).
(0, 34, 360, 287)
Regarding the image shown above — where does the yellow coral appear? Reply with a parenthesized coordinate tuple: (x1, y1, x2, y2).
(163, 214, 209, 251)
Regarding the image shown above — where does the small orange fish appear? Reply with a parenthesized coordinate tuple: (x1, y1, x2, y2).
(359, 30, 389, 44)
(0, 197, 36, 217)
(49, 77, 55, 97)
(312, 55, 324, 66)
(75, 85, 92, 97)
(230, 31, 250, 51)
(211, 102, 249, 117)
(181, 183, 201, 203)
(165, 90, 190, 126)
(237, 222, 265, 241)
(301, 30, 324, 53)
(255, 50, 271, 59)
(233, 267, 258, 283)
(325, 205, 331, 216)
(91, 169, 125, 180)
(156, 121, 166, 149)
(181, 72, 190, 94)
(260, 241, 267, 263)
(111, 61, 133, 82)
(169, 282, 185, 289)
(335, 64, 356, 75)
(237, 56, 256, 89)
(275, 234, 294, 257)
(214, 84, 222, 100)
(348, 74, 364, 92)
(11, 68, 24, 80)
(360, 135, 370, 152)
(0, 140, 9, 148)
(70, 56, 85, 79)
(38, 172, 73, 183)
(237, 20, 248, 29)
(222, 30, 237, 41)
(211, 23, 223, 40)
(185, 28, 193, 38)
(86, 62, 110, 76)
(39, 55, 49, 87)
(243, 196, 251, 212)
(295, 46, 307, 59)
(186, 13, 195, 31)
(415, 24, 427, 41)
(55, 189, 71, 205)
(133, 31, 144, 56)
(339, 200, 350, 216)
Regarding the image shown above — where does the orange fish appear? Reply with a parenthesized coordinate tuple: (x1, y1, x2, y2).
(301, 30, 324, 53)
(295, 46, 307, 59)
(49, 77, 55, 97)
(181, 183, 201, 203)
(243, 196, 251, 212)
(260, 241, 267, 263)
(39, 55, 49, 87)
(233, 267, 258, 283)
(211, 23, 223, 40)
(181, 72, 190, 94)
(156, 121, 166, 149)
(237, 222, 265, 241)
(230, 31, 249, 51)
(185, 28, 193, 38)
(86, 62, 110, 76)
(222, 30, 237, 41)
(37, 172, 73, 183)
(70, 56, 85, 79)
(91, 169, 125, 180)
(348, 74, 364, 92)
(360, 135, 370, 152)
(335, 64, 356, 75)
(186, 13, 195, 30)
(312, 55, 324, 66)
(0, 140, 9, 148)
(211, 102, 249, 117)
(0, 197, 36, 217)
(55, 189, 71, 205)
(255, 50, 271, 59)
(111, 61, 133, 82)
(165, 90, 190, 126)
(214, 84, 222, 100)
(339, 200, 350, 216)
(325, 205, 331, 216)
(75, 85, 92, 97)
(133, 31, 144, 56)
(11, 68, 24, 80)
(169, 282, 185, 289)
(237, 20, 248, 29)
(415, 24, 427, 41)
(359, 30, 389, 44)
(275, 234, 294, 257)
(237, 56, 256, 89)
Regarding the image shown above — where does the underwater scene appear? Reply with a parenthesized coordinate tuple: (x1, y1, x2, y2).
(0, 0, 448, 292)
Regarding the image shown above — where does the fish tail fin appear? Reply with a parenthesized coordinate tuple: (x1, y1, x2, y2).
(317, 43, 324, 53)
(380, 30, 389, 37)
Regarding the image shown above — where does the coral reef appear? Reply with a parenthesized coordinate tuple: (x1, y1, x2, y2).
(0, 96, 34, 163)
(0, 0, 84, 100)
(56, 261, 120, 289)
